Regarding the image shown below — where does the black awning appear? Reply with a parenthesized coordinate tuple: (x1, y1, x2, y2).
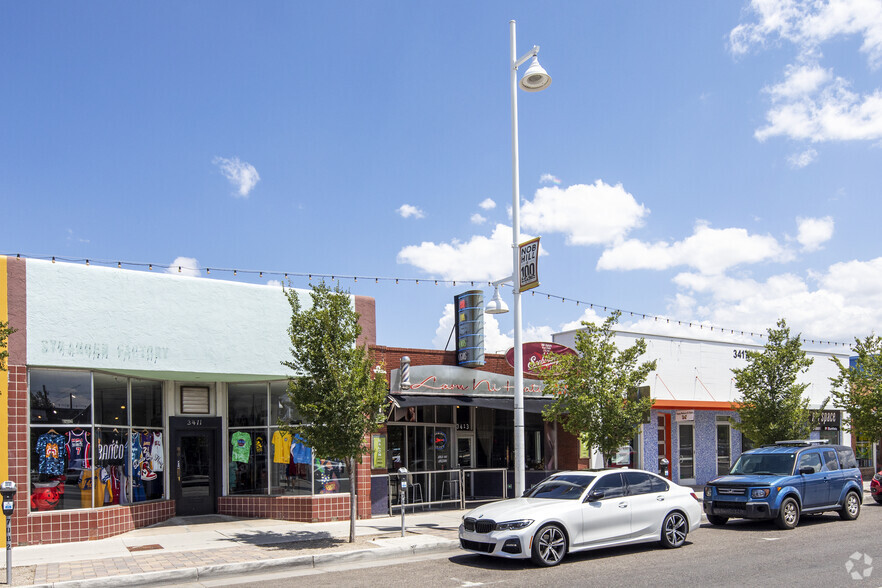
(389, 394, 552, 413)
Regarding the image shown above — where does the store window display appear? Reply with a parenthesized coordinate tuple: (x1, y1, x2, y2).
(28, 369, 165, 511)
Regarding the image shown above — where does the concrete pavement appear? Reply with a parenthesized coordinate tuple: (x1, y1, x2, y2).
(1, 508, 467, 587)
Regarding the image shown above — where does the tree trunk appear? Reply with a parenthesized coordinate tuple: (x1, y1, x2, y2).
(349, 456, 357, 543)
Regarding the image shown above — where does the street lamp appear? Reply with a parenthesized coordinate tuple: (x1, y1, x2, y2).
(487, 20, 551, 498)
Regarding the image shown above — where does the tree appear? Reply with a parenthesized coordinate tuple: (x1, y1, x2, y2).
(829, 334, 882, 443)
(0, 320, 14, 372)
(281, 282, 387, 543)
(731, 319, 814, 446)
(539, 311, 657, 464)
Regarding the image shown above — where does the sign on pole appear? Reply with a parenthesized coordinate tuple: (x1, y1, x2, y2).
(518, 237, 540, 292)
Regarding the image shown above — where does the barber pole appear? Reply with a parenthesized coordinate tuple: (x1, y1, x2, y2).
(400, 356, 411, 390)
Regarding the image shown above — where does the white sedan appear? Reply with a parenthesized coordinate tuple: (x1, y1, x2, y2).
(458, 469, 702, 566)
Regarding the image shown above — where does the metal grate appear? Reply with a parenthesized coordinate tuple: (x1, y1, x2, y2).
(460, 539, 494, 553)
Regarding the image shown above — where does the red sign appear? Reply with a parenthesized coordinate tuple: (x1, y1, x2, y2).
(505, 342, 577, 376)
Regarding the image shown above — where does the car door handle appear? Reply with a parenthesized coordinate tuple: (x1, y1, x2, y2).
(618, 502, 628, 508)
(656, 496, 665, 501)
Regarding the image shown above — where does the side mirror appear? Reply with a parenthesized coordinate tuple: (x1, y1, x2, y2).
(799, 466, 815, 475)
(586, 490, 605, 502)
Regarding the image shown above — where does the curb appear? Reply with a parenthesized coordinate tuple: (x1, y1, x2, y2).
(28, 537, 461, 588)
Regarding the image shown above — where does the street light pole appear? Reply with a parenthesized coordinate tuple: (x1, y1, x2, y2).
(508, 19, 551, 497)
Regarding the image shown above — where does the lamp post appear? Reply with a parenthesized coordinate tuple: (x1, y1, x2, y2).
(487, 20, 551, 498)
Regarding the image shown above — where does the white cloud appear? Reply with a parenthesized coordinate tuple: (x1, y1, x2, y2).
(397, 204, 425, 219)
(796, 216, 834, 251)
(213, 156, 259, 197)
(397, 223, 523, 281)
(479, 198, 496, 210)
(787, 148, 818, 167)
(166, 256, 201, 277)
(520, 181, 649, 246)
(266, 279, 283, 287)
(470, 213, 487, 225)
(597, 221, 790, 275)
(539, 173, 561, 185)
(731, 1, 882, 143)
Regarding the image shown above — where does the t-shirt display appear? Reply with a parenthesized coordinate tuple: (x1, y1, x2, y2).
(271, 430, 292, 464)
(96, 430, 125, 466)
(35, 431, 67, 475)
(231, 431, 252, 463)
(150, 432, 164, 472)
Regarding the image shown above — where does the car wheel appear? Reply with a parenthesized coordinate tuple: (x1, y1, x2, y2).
(839, 491, 861, 521)
(531, 524, 567, 567)
(706, 514, 728, 526)
(774, 497, 800, 530)
(660, 511, 688, 548)
(874, 497, 882, 505)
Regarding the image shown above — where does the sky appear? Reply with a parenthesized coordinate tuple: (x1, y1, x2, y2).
(3, 1, 882, 356)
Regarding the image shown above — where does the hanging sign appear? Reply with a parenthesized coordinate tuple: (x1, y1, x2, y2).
(518, 237, 540, 292)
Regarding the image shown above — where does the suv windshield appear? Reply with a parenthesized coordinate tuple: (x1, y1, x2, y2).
(525, 474, 596, 499)
(729, 452, 796, 476)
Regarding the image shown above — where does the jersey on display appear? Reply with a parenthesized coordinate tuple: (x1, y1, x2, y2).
(231, 431, 252, 463)
(36, 432, 67, 475)
(66, 428, 91, 470)
(97, 430, 125, 466)
(271, 430, 292, 464)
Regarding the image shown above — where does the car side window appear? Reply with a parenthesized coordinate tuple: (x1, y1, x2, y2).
(821, 449, 839, 471)
(591, 473, 625, 499)
(837, 447, 858, 469)
(797, 451, 822, 474)
(623, 472, 653, 496)
(650, 475, 670, 493)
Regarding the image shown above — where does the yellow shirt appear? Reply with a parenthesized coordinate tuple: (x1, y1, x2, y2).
(272, 431, 293, 464)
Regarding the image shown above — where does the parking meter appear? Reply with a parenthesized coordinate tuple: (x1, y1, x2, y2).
(398, 468, 408, 536)
(659, 457, 670, 478)
(0, 482, 15, 516)
(1, 481, 15, 585)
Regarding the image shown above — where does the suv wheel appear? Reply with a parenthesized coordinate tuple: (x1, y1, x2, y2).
(706, 514, 728, 526)
(775, 497, 800, 530)
(839, 491, 861, 521)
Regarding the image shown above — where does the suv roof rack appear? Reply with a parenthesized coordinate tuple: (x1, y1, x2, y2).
(768, 439, 830, 446)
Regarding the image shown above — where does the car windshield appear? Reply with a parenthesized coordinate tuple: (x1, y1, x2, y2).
(524, 474, 595, 499)
(729, 452, 796, 476)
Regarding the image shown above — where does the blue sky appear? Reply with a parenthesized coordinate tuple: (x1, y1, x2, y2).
(3, 2, 882, 354)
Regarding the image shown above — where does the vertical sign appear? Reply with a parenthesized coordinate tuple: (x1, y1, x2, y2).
(518, 237, 540, 292)
(454, 290, 485, 367)
(371, 434, 387, 469)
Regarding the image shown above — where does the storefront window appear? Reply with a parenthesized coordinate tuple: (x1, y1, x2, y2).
(314, 458, 350, 494)
(856, 435, 874, 468)
(28, 369, 166, 512)
(132, 379, 163, 428)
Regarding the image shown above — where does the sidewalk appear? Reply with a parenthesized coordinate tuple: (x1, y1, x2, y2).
(0, 508, 468, 587)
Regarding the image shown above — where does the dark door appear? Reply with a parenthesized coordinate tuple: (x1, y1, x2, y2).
(170, 417, 221, 516)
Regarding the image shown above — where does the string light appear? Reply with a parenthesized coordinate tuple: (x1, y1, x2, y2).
(8, 252, 851, 347)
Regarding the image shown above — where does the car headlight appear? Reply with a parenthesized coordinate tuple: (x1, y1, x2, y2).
(495, 519, 534, 531)
(751, 488, 770, 499)
(704, 486, 712, 498)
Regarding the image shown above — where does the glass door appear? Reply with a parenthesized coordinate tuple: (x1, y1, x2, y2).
(678, 423, 695, 484)
(716, 421, 731, 476)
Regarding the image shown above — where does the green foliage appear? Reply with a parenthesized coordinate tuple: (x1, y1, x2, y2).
(539, 311, 657, 461)
(830, 334, 882, 440)
(731, 319, 813, 446)
(280, 282, 388, 463)
(0, 320, 14, 372)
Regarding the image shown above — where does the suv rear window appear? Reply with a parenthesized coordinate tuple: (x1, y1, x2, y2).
(836, 447, 858, 469)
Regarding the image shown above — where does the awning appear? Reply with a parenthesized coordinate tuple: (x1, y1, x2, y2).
(388, 394, 552, 414)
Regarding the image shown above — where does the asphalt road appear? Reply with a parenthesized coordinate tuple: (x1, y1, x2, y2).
(177, 499, 882, 588)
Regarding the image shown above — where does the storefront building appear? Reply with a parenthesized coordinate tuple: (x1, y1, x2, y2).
(2, 256, 377, 545)
(368, 346, 583, 512)
(553, 327, 859, 485)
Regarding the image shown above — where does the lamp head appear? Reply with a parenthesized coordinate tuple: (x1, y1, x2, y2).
(519, 56, 552, 92)
(485, 286, 509, 315)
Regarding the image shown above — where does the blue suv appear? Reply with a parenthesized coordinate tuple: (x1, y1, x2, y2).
(704, 441, 863, 529)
